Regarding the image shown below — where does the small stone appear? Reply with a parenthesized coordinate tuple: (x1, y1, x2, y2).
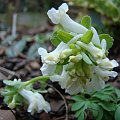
(0, 110, 15, 120)
(29, 61, 40, 70)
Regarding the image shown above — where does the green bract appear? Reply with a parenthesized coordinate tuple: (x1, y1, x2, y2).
(81, 15, 91, 29)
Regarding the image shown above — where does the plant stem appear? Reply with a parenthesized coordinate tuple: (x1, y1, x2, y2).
(22, 76, 50, 88)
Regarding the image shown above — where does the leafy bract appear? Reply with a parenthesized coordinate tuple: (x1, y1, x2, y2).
(81, 15, 91, 29)
(99, 34, 113, 50)
(81, 30, 93, 44)
(51, 30, 73, 46)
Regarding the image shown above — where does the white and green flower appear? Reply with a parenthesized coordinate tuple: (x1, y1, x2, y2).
(47, 3, 87, 34)
(50, 65, 88, 95)
(20, 89, 51, 115)
(85, 58, 118, 92)
(38, 42, 68, 75)
(76, 41, 104, 59)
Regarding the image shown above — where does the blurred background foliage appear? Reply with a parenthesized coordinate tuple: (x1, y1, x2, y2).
(0, 0, 63, 13)
(67, 0, 120, 23)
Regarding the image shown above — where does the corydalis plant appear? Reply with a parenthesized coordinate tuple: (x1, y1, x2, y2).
(2, 77, 51, 115)
(1, 3, 119, 119)
(38, 3, 118, 95)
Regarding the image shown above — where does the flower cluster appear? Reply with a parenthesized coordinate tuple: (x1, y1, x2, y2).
(38, 3, 118, 95)
(1, 3, 119, 117)
(2, 79, 51, 115)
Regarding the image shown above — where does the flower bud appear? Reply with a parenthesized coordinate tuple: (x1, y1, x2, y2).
(69, 54, 82, 63)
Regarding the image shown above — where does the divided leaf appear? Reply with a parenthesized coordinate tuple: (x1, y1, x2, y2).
(72, 101, 85, 111)
(115, 105, 120, 120)
(98, 101, 116, 111)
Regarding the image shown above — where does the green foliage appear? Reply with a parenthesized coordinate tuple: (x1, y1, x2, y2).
(99, 34, 113, 50)
(1, 81, 24, 108)
(51, 30, 74, 46)
(81, 30, 93, 44)
(115, 105, 120, 120)
(71, 85, 120, 120)
(69, 0, 120, 22)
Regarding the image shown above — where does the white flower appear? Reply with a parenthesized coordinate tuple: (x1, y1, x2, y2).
(38, 34, 83, 76)
(94, 66, 118, 79)
(85, 58, 118, 92)
(40, 63, 56, 76)
(95, 58, 118, 79)
(38, 42, 68, 65)
(76, 41, 104, 59)
(91, 27, 101, 45)
(50, 65, 84, 95)
(85, 75, 105, 92)
(47, 3, 102, 47)
(97, 58, 119, 69)
(69, 54, 82, 63)
(19, 89, 51, 115)
(38, 42, 68, 75)
(47, 3, 87, 34)
(59, 49, 73, 59)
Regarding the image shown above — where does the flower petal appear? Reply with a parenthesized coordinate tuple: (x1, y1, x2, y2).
(91, 27, 100, 45)
(47, 3, 87, 33)
(101, 39, 106, 53)
(111, 60, 119, 68)
(86, 75, 105, 92)
(59, 3, 68, 12)
(38, 47, 47, 57)
(41, 63, 56, 76)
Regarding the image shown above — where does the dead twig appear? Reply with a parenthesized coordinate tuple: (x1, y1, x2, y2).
(48, 84, 68, 120)
(0, 66, 19, 79)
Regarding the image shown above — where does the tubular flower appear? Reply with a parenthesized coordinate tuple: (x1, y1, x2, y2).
(85, 58, 118, 92)
(47, 3, 87, 34)
(38, 42, 68, 65)
(50, 65, 84, 95)
(38, 42, 68, 75)
(76, 41, 104, 59)
(47, 3, 101, 47)
(20, 89, 51, 115)
(38, 34, 83, 76)
(95, 57, 118, 80)
(50, 62, 93, 95)
(38, 3, 119, 94)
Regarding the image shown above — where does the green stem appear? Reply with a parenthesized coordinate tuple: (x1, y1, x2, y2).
(21, 76, 50, 89)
